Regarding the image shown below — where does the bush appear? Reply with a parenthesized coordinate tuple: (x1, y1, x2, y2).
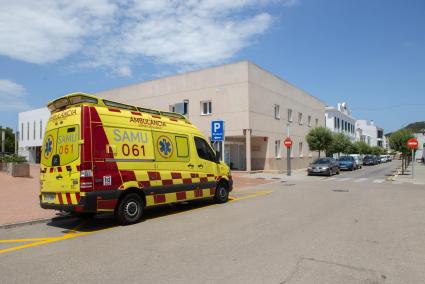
(0, 154, 27, 164)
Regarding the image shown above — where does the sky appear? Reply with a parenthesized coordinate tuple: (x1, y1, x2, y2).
(0, 0, 424, 133)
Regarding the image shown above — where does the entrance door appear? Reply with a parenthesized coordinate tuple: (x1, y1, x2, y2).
(225, 143, 246, 170)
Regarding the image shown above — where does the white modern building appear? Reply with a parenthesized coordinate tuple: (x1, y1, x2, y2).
(355, 120, 385, 148)
(325, 102, 356, 141)
(17, 107, 50, 163)
(413, 131, 425, 161)
(97, 61, 326, 172)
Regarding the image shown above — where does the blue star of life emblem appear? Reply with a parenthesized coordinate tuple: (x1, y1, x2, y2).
(159, 138, 172, 156)
(44, 136, 53, 157)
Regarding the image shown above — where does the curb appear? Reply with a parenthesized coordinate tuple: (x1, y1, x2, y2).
(0, 215, 72, 230)
(388, 168, 402, 182)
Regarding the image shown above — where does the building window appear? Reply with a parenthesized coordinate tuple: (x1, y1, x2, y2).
(274, 104, 280, 119)
(170, 100, 189, 115)
(298, 112, 303, 125)
(337, 118, 340, 129)
(299, 142, 303, 157)
(27, 122, 29, 140)
(308, 115, 312, 127)
(33, 121, 36, 140)
(21, 123, 24, 141)
(40, 120, 43, 139)
(288, 109, 293, 122)
(315, 118, 319, 127)
(275, 140, 281, 158)
(200, 101, 212, 115)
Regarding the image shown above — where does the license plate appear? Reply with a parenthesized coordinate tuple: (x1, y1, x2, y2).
(43, 193, 56, 203)
(313, 169, 320, 172)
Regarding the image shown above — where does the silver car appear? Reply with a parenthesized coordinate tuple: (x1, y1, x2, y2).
(307, 158, 340, 176)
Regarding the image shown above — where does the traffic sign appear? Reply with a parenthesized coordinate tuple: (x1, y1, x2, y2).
(211, 120, 224, 142)
(407, 138, 418, 149)
(284, 137, 292, 148)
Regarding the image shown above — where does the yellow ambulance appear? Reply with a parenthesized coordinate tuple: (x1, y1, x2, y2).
(40, 93, 232, 225)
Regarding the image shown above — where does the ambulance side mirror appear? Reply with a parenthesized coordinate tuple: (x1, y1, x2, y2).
(215, 151, 221, 163)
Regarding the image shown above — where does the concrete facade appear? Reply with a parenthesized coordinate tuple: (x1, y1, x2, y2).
(97, 61, 326, 172)
(325, 102, 356, 141)
(17, 107, 50, 163)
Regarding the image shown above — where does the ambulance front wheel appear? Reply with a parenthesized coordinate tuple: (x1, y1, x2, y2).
(115, 193, 144, 225)
(214, 182, 229, 204)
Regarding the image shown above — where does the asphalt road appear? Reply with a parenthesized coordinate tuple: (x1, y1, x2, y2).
(1, 161, 424, 284)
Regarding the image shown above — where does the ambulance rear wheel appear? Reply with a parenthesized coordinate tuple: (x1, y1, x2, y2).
(214, 182, 229, 204)
(116, 193, 144, 225)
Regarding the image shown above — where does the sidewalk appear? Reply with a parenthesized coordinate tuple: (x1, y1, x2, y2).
(0, 167, 274, 226)
(239, 168, 309, 182)
(0, 165, 57, 226)
(394, 161, 425, 185)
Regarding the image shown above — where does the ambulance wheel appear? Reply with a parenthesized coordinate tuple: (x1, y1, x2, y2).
(116, 193, 144, 225)
(214, 182, 229, 204)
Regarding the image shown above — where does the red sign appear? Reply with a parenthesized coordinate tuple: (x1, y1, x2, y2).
(407, 138, 419, 149)
(284, 137, 293, 148)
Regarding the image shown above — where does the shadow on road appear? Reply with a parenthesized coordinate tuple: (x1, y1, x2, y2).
(46, 199, 217, 233)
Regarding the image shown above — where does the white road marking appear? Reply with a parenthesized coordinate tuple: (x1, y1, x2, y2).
(335, 178, 350, 182)
(373, 179, 385, 183)
(354, 178, 369, 183)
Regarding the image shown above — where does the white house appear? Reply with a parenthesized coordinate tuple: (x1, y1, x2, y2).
(355, 120, 385, 148)
(325, 102, 356, 141)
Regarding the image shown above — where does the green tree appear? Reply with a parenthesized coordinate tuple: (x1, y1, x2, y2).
(328, 133, 352, 157)
(0, 126, 15, 153)
(371, 146, 384, 155)
(389, 129, 414, 174)
(351, 141, 371, 155)
(306, 127, 333, 158)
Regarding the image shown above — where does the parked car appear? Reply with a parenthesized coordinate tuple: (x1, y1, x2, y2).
(363, 155, 377, 166)
(307, 158, 340, 176)
(338, 156, 356, 171)
(379, 155, 387, 163)
(386, 155, 393, 162)
(349, 154, 363, 169)
(374, 155, 381, 164)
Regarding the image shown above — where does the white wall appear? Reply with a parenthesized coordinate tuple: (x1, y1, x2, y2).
(355, 120, 380, 147)
(17, 107, 50, 163)
(325, 104, 356, 141)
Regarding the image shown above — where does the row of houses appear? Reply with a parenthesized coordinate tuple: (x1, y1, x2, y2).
(17, 61, 390, 170)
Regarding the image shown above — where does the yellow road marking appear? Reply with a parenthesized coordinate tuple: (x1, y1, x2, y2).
(0, 237, 56, 243)
(0, 190, 272, 254)
(229, 190, 273, 202)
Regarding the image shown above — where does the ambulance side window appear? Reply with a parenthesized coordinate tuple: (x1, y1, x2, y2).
(175, 136, 189, 157)
(194, 137, 215, 162)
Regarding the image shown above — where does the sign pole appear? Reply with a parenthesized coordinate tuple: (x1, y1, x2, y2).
(287, 146, 291, 176)
(412, 148, 415, 179)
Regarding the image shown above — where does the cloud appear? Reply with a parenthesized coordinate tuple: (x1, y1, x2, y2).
(0, 0, 297, 75)
(0, 79, 31, 111)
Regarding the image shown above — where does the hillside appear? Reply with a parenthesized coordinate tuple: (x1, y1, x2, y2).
(385, 121, 425, 136)
(404, 121, 425, 133)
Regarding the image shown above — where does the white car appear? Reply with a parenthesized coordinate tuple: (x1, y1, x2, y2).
(349, 154, 363, 169)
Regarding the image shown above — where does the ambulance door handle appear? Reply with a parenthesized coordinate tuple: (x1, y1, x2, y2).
(188, 164, 194, 168)
(198, 164, 203, 169)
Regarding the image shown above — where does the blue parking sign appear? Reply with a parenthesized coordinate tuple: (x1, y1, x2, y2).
(211, 120, 224, 141)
